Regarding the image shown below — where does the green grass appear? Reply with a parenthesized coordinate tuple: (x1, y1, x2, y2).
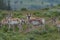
(0, 6, 60, 40)
(0, 23, 60, 40)
(0, 27, 59, 40)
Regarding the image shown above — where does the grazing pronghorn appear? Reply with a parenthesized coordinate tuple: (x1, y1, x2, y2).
(1, 14, 23, 32)
(25, 13, 45, 32)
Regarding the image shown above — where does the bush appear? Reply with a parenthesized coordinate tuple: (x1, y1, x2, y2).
(33, 12, 43, 17)
(21, 8, 27, 11)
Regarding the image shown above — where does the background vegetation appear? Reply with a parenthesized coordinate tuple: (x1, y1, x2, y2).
(0, 5, 60, 40)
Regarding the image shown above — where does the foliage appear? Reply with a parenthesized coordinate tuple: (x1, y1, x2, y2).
(0, 9, 60, 40)
(0, 0, 8, 10)
(21, 8, 27, 11)
(42, 8, 49, 10)
(33, 12, 43, 17)
(13, 12, 23, 18)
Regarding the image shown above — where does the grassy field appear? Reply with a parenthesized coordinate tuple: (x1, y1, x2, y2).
(0, 6, 60, 40)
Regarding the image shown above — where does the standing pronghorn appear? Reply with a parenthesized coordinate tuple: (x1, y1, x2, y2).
(56, 21, 60, 32)
(1, 13, 23, 32)
(26, 13, 45, 26)
(25, 13, 45, 32)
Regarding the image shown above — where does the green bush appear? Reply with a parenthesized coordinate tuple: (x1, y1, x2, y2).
(33, 12, 43, 17)
(21, 8, 27, 11)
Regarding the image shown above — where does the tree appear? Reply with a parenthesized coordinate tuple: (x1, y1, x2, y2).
(0, 0, 8, 10)
(7, 0, 11, 10)
(58, 4, 60, 6)
(20, 1, 23, 4)
(0, 0, 4, 9)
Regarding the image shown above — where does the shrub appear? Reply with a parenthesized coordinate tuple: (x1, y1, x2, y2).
(33, 12, 43, 17)
(21, 8, 27, 11)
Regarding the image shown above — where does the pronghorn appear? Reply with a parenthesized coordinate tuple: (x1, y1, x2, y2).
(51, 17, 57, 25)
(26, 13, 45, 26)
(56, 21, 60, 32)
(25, 13, 45, 32)
(1, 17, 23, 32)
(1, 13, 24, 32)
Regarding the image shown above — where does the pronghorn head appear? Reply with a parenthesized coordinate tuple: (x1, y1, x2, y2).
(27, 13, 31, 20)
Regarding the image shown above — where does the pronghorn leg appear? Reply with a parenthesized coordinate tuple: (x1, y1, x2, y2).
(43, 24, 46, 31)
(25, 22, 32, 32)
(0, 23, 2, 29)
(18, 24, 23, 32)
(41, 23, 46, 31)
(41, 19, 46, 31)
(13, 25, 15, 32)
(8, 24, 11, 32)
(57, 27, 60, 32)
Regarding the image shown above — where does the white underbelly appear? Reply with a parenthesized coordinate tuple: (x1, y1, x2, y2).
(31, 21, 40, 25)
(9, 21, 19, 24)
(57, 25, 60, 28)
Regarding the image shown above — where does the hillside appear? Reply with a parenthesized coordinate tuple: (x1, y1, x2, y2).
(0, 6, 60, 40)
(4, 0, 60, 10)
